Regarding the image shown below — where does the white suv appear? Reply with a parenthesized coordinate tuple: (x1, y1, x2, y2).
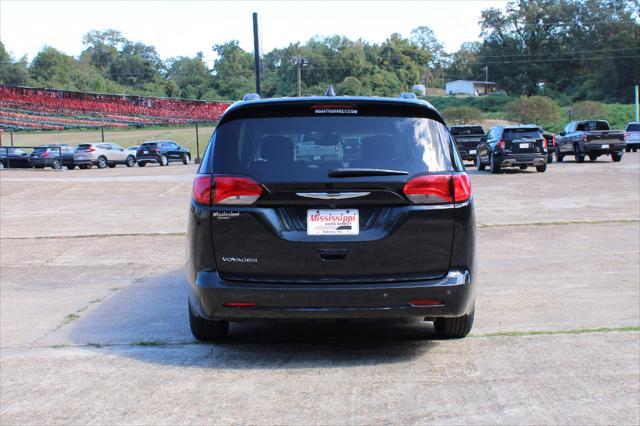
(74, 143, 137, 169)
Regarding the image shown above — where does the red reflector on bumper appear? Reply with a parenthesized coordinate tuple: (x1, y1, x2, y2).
(409, 299, 443, 307)
(223, 301, 257, 308)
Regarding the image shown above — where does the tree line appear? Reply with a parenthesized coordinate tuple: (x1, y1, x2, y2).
(1, 0, 638, 103)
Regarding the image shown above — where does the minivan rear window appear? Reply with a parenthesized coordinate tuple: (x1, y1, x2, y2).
(626, 123, 640, 132)
(450, 126, 484, 135)
(211, 116, 453, 182)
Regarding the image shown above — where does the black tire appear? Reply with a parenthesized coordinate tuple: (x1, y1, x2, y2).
(182, 154, 190, 165)
(574, 145, 585, 163)
(159, 155, 168, 166)
(489, 153, 500, 174)
(536, 163, 547, 172)
(633, 148, 638, 153)
(589, 154, 598, 162)
(556, 152, 564, 162)
(0, 161, 5, 169)
(96, 156, 108, 169)
(519, 165, 527, 170)
(126, 156, 136, 167)
(434, 305, 475, 339)
(108, 163, 117, 168)
(189, 303, 229, 341)
(547, 153, 554, 163)
(67, 165, 76, 170)
(138, 161, 146, 167)
(475, 152, 486, 171)
(51, 160, 62, 170)
(626, 147, 631, 152)
(611, 151, 623, 162)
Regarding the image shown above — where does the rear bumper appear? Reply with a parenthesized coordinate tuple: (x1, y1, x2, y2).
(496, 152, 546, 167)
(584, 142, 626, 153)
(456, 146, 480, 160)
(137, 155, 160, 163)
(188, 269, 475, 321)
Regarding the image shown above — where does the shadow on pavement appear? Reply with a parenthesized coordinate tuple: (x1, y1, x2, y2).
(69, 270, 438, 368)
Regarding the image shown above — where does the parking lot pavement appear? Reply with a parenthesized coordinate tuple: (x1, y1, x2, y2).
(1, 153, 639, 424)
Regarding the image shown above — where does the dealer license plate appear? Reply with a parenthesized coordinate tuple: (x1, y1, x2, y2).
(469, 149, 477, 155)
(519, 143, 530, 149)
(601, 144, 609, 149)
(307, 209, 359, 236)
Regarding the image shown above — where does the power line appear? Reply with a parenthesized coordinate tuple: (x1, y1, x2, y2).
(476, 47, 640, 58)
(478, 54, 640, 64)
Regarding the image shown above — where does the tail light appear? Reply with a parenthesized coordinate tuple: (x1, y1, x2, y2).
(403, 173, 471, 205)
(552, 135, 556, 146)
(624, 132, 629, 141)
(41, 152, 49, 157)
(542, 138, 548, 149)
(192, 175, 213, 205)
(152, 148, 160, 153)
(497, 140, 505, 149)
(192, 175, 263, 206)
(582, 134, 588, 142)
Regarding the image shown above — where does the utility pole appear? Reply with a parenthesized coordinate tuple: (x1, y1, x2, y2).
(292, 55, 308, 97)
(483, 66, 488, 83)
(635, 85, 639, 122)
(195, 123, 201, 164)
(252, 12, 261, 95)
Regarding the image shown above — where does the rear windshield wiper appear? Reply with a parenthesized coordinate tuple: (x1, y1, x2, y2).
(328, 168, 409, 178)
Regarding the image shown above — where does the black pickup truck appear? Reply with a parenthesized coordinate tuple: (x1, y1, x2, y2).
(449, 125, 485, 161)
(556, 120, 626, 162)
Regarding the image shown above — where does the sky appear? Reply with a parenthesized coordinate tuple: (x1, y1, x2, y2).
(1, 0, 509, 65)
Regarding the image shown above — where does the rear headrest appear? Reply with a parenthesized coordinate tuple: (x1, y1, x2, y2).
(261, 135, 293, 162)
(360, 135, 395, 161)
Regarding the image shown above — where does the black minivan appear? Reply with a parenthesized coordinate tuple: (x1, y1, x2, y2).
(186, 96, 476, 340)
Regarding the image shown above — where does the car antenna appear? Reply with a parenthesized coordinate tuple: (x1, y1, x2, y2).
(325, 85, 336, 96)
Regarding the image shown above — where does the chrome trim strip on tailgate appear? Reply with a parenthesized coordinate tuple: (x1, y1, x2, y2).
(296, 192, 371, 200)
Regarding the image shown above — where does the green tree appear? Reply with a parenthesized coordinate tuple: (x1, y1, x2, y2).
(506, 96, 560, 128)
(29, 46, 75, 85)
(80, 29, 125, 71)
(338, 76, 362, 95)
(166, 52, 213, 99)
(441, 106, 483, 124)
(569, 101, 607, 120)
(212, 40, 255, 100)
(0, 41, 30, 86)
(109, 41, 162, 88)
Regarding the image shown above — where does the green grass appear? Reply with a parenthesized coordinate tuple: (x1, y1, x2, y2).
(7, 125, 215, 158)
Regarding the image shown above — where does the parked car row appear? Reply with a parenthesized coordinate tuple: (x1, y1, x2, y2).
(449, 119, 633, 174)
(0, 140, 191, 170)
